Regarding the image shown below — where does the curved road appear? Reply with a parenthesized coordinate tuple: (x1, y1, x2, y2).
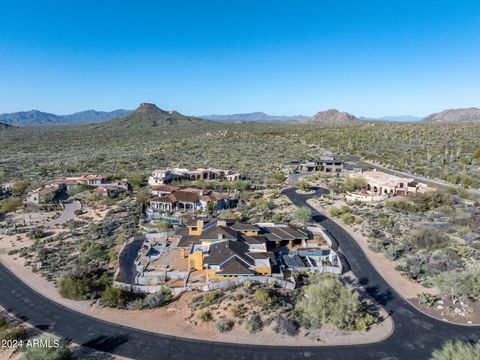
(43, 200, 82, 227)
(0, 187, 478, 359)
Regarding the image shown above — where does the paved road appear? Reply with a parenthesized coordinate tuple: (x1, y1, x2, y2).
(0, 188, 478, 359)
(44, 200, 82, 227)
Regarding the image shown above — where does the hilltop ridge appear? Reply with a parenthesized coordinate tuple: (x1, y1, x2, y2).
(422, 107, 480, 123)
(306, 109, 359, 124)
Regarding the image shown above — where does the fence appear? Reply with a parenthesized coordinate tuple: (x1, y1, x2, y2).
(114, 275, 295, 294)
(289, 265, 342, 275)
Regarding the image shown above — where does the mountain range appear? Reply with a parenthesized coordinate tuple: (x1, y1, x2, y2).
(1, 106, 480, 127)
(200, 112, 310, 122)
(0, 109, 131, 126)
(360, 115, 422, 122)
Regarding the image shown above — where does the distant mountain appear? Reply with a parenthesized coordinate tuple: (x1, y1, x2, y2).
(0, 109, 131, 126)
(96, 103, 212, 129)
(200, 112, 310, 122)
(422, 107, 480, 123)
(306, 109, 358, 124)
(61, 109, 131, 123)
(378, 115, 421, 122)
(359, 115, 421, 122)
(0, 110, 62, 126)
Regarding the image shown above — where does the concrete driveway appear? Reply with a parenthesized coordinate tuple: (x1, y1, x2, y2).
(44, 200, 81, 227)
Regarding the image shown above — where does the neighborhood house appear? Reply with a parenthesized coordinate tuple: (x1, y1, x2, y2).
(24, 175, 129, 205)
(148, 167, 241, 185)
(349, 170, 423, 196)
(117, 218, 342, 292)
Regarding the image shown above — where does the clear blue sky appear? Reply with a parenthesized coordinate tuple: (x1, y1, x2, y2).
(0, 0, 479, 117)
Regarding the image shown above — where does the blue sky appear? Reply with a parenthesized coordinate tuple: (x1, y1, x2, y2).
(0, 0, 479, 117)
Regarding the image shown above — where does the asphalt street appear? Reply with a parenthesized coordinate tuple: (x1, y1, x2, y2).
(43, 200, 82, 227)
(0, 187, 478, 359)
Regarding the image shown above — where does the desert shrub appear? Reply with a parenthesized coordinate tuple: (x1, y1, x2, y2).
(417, 292, 440, 307)
(354, 312, 376, 331)
(434, 267, 480, 302)
(229, 304, 244, 318)
(1, 197, 23, 214)
(101, 285, 135, 308)
(297, 180, 310, 192)
(385, 200, 417, 213)
(272, 316, 298, 336)
(329, 207, 341, 217)
(293, 207, 311, 226)
(267, 172, 285, 185)
(12, 182, 29, 195)
(0, 325, 28, 342)
(19, 334, 72, 360)
(142, 287, 172, 308)
(199, 311, 212, 322)
(407, 227, 449, 250)
(464, 232, 480, 243)
(215, 319, 234, 333)
(203, 291, 221, 306)
(127, 299, 144, 310)
(127, 173, 146, 190)
(295, 273, 369, 330)
(58, 275, 91, 300)
(341, 213, 355, 225)
(27, 228, 45, 239)
(431, 340, 480, 360)
(244, 313, 263, 333)
(254, 289, 277, 309)
(222, 210, 241, 219)
(343, 177, 366, 192)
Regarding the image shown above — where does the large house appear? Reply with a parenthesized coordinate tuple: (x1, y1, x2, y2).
(148, 167, 241, 185)
(175, 218, 340, 281)
(148, 188, 233, 215)
(349, 170, 421, 196)
(119, 219, 342, 292)
(25, 175, 129, 205)
(288, 156, 345, 176)
(24, 186, 60, 205)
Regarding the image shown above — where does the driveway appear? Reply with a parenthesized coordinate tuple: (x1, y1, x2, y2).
(116, 237, 144, 284)
(43, 200, 81, 227)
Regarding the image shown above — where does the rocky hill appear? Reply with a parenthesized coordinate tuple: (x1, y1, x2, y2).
(201, 111, 309, 122)
(0, 109, 131, 126)
(422, 108, 480, 123)
(96, 103, 211, 129)
(307, 109, 359, 124)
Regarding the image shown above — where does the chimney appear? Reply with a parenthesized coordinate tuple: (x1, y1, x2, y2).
(196, 219, 204, 231)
